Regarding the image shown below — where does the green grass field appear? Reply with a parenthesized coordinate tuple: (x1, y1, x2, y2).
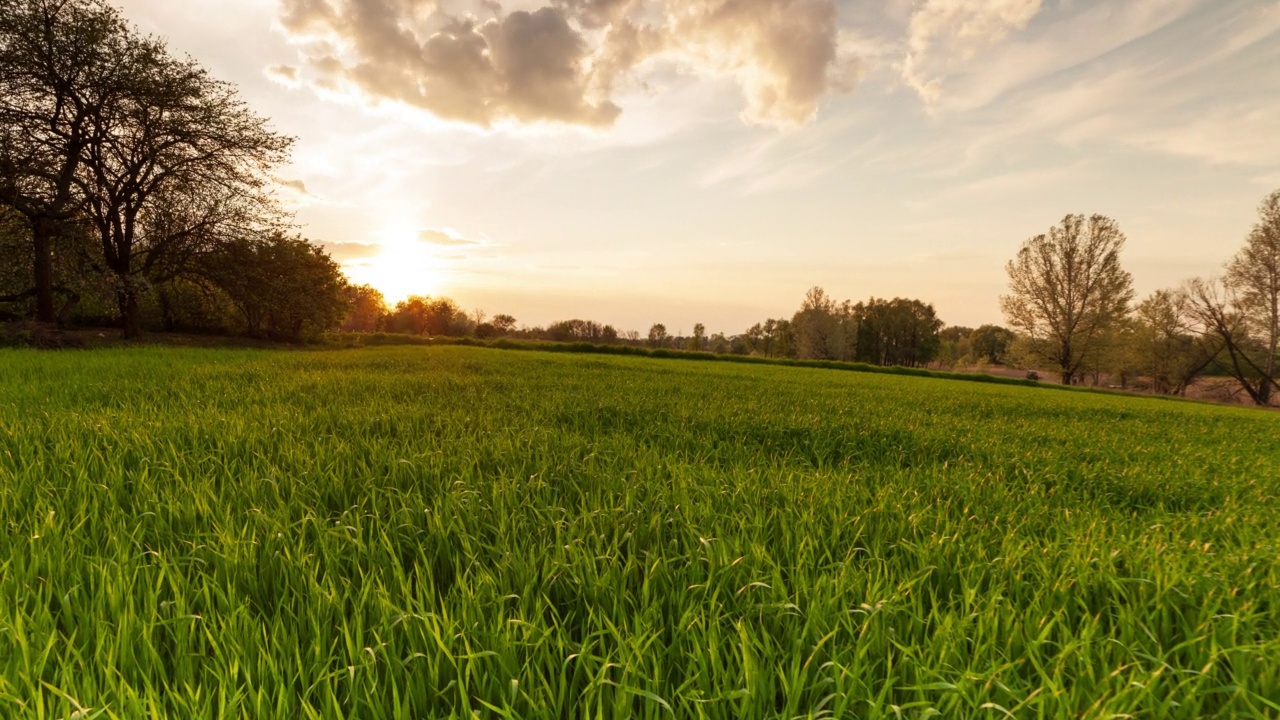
(1, 346, 1277, 719)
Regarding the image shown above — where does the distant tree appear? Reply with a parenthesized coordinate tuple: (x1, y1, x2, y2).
(340, 284, 386, 332)
(547, 319, 575, 342)
(743, 322, 765, 353)
(792, 286, 837, 359)
(935, 325, 974, 368)
(709, 332, 731, 354)
(687, 322, 706, 351)
(547, 319, 609, 342)
(385, 296, 431, 335)
(647, 323, 668, 348)
(476, 313, 518, 339)
(728, 333, 754, 355)
(1082, 321, 1142, 388)
(623, 329, 641, 343)
(1225, 189, 1280, 400)
(386, 295, 472, 336)
(1131, 289, 1217, 395)
(1184, 191, 1280, 405)
(491, 314, 517, 333)
(427, 298, 471, 336)
(970, 325, 1015, 365)
(854, 297, 943, 367)
(763, 318, 794, 358)
(1002, 214, 1135, 384)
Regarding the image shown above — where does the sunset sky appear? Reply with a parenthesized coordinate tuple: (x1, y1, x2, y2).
(116, 0, 1280, 334)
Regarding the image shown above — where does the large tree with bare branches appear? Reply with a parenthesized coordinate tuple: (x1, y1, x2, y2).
(1184, 190, 1280, 405)
(1001, 214, 1135, 385)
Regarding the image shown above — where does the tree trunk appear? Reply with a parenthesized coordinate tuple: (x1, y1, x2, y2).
(32, 219, 57, 323)
(119, 290, 142, 339)
(57, 290, 80, 326)
(1060, 370, 1073, 385)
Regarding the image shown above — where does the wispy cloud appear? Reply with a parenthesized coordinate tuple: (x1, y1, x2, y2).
(900, 0, 1043, 104)
(323, 241, 381, 262)
(419, 228, 485, 247)
(890, 1, 1280, 172)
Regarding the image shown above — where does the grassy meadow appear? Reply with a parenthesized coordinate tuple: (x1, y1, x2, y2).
(0, 345, 1277, 718)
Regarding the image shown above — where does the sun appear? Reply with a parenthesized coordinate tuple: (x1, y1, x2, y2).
(342, 226, 449, 305)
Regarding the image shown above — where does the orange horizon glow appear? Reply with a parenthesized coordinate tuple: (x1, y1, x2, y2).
(341, 224, 449, 305)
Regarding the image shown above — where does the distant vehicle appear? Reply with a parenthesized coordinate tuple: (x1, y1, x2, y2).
(1025, 371, 1041, 381)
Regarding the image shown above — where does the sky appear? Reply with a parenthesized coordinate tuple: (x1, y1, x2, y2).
(115, 0, 1280, 334)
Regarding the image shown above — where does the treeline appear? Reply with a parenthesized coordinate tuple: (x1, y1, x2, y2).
(1, 0, 347, 341)
(341, 285, 950, 369)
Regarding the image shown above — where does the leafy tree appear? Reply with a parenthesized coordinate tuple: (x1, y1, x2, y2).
(935, 326, 974, 368)
(854, 297, 943, 367)
(1080, 321, 1142, 388)
(970, 325, 1015, 365)
(547, 319, 611, 342)
(709, 332, 731, 354)
(340, 284, 386, 332)
(75, 43, 292, 337)
(1225, 189, 1280, 399)
(386, 295, 472, 336)
(647, 323, 668, 348)
(792, 286, 838, 359)
(687, 322, 706, 351)
(200, 234, 347, 341)
(491, 314, 517, 333)
(761, 318, 793, 358)
(1002, 214, 1135, 384)
(151, 276, 236, 334)
(0, 0, 138, 322)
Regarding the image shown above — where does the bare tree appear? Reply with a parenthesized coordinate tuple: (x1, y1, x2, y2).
(1132, 289, 1218, 395)
(1184, 191, 1280, 405)
(1001, 214, 1135, 384)
(1227, 190, 1280, 395)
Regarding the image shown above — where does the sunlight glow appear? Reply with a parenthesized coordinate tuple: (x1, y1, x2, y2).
(342, 223, 449, 305)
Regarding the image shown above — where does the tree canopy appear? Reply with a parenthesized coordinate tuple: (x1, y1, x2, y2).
(1002, 214, 1135, 385)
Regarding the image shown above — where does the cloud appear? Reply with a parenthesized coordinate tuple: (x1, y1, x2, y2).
(274, 0, 855, 128)
(265, 64, 302, 86)
(419, 228, 484, 246)
(418, 228, 502, 259)
(964, 2, 1280, 169)
(278, 177, 311, 195)
(901, 0, 1042, 103)
(323, 241, 381, 261)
